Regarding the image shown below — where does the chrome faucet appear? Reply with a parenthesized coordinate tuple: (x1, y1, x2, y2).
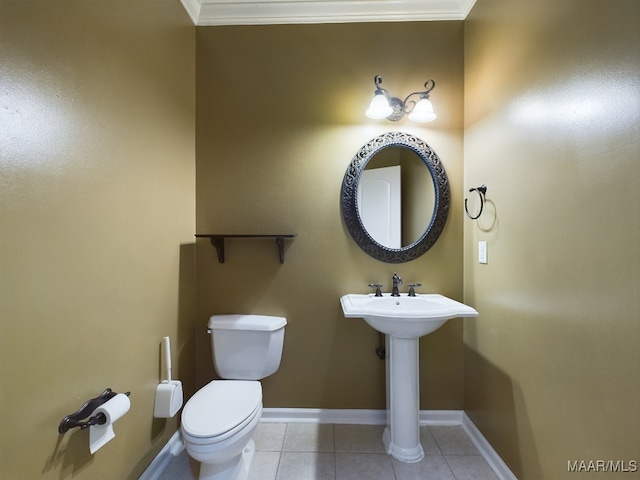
(391, 272, 403, 297)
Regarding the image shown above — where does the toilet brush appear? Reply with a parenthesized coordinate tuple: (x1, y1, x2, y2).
(153, 336, 184, 418)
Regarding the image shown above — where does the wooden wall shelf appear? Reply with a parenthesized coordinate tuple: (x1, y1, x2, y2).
(195, 234, 296, 264)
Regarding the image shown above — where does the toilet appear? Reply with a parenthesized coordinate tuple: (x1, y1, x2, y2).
(181, 314, 287, 480)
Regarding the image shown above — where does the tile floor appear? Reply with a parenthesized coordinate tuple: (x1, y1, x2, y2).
(158, 423, 500, 480)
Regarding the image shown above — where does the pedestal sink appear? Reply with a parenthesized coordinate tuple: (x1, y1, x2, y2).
(340, 293, 478, 463)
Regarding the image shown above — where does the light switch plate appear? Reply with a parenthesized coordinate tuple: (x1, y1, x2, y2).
(478, 241, 488, 264)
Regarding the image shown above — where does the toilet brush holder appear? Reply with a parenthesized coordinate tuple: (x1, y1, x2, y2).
(154, 379, 183, 418)
(153, 336, 184, 418)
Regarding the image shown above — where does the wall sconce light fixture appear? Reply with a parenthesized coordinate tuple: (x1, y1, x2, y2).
(365, 75, 436, 123)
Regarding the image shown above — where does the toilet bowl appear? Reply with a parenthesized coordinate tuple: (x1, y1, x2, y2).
(182, 381, 262, 480)
(181, 315, 286, 480)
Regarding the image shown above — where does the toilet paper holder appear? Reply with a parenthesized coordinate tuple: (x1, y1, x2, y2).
(58, 388, 130, 434)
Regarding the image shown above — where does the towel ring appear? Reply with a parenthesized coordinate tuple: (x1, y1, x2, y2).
(465, 185, 487, 220)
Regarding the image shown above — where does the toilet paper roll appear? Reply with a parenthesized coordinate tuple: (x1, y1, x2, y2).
(89, 393, 130, 454)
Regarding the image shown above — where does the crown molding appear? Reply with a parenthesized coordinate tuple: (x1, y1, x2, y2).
(180, 0, 476, 26)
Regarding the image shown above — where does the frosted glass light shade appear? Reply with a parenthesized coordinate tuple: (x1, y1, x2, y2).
(366, 94, 393, 119)
(408, 98, 436, 123)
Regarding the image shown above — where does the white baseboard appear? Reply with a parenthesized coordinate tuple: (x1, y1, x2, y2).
(462, 412, 518, 480)
(261, 407, 387, 424)
(260, 407, 465, 426)
(138, 430, 184, 480)
(141, 409, 516, 480)
(419, 409, 465, 425)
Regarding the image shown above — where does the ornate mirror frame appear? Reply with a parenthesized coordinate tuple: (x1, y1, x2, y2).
(341, 131, 450, 263)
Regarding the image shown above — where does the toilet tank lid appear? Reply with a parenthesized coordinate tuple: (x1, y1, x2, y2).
(208, 314, 287, 331)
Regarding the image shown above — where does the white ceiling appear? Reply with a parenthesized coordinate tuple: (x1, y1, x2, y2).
(180, 0, 477, 26)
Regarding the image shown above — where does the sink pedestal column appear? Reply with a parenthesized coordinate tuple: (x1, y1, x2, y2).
(382, 335, 424, 463)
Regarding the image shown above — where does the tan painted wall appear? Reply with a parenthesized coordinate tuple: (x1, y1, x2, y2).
(10, 2, 635, 477)
(0, 1, 196, 479)
(195, 22, 466, 410)
(463, 1, 640, 478)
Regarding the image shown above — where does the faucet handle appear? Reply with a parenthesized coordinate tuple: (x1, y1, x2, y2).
(368, 283, 383, 297)
(408, 283, 422, 297)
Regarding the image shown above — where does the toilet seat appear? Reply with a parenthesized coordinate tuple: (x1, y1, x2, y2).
(181, 380, 262, 445)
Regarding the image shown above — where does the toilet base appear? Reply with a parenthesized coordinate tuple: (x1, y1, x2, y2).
(198, 439, 256, 480)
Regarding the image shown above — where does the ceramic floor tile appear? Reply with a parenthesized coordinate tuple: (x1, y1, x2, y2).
(392, 454, 456, 480)
(254, 422, 287, 451)
(336, 453, 394, 480)
(419, 425, 442, 455)
(334, 424, 386, 453)
(157, 448, 198, 480)
(157, 423, 506, 480)
(282, 423, 334, 452)
(445, 455, 500, 480)
(429, 426, 479, 455)
(248, 451, 281, 480)
(276, 451, 336, 480)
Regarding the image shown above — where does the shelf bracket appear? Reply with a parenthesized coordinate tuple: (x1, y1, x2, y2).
(275, 237, 285, 263)
(210, 235, 226, 263)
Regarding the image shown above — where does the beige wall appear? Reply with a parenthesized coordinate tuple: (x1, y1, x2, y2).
(195, 22, 466, 409)
(463, 1, 640, 478)
(0, 1, 196, 479)
(6, 2, 636, 478)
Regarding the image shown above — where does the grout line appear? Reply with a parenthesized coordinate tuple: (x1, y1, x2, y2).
(442, 453, 460, 480)
(274, 450, 282, 480)
(427, 425, 445, 455)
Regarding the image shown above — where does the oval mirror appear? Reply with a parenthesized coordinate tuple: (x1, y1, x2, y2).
(341, 132, 450, 263)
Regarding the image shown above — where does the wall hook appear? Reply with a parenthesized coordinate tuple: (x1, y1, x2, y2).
(465, 185, 487, 220)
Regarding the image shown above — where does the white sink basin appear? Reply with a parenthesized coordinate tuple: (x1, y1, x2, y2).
(340, 292, 478, 463)
(340, 293, 478, 338)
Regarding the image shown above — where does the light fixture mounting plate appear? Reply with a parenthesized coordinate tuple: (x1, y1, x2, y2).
(387, 97, 405, 121)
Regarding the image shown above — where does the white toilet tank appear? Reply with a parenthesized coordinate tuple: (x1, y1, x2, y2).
(208, 314, 286, 380)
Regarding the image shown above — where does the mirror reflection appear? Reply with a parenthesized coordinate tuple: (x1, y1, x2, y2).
(341, 131, 450, 264)
(358, 147, 436, 248)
